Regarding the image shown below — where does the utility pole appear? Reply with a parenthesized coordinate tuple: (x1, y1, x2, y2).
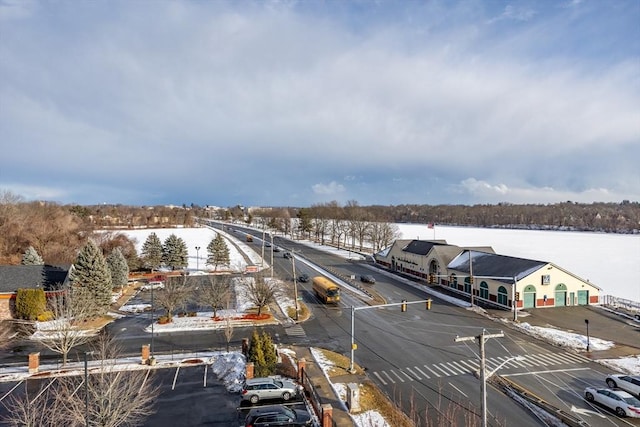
(469, 251, 474, 307)
(455, 329, 504, 427)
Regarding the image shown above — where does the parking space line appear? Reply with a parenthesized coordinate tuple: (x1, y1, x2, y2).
(172, 366, 181, 390)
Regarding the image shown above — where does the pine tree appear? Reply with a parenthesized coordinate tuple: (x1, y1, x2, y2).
(21, 246, 44, 265)
(162, 234, 188, 270)
(247, 330, 268, 377)
(260, 331, 278, 376)
(206, 233, 230, 271)
(71, 240, 112, 315)
(141, 232, 163, 271)
(106, 247, 129, 289)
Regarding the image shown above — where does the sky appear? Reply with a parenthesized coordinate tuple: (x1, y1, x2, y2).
(1, 0, 639, 207)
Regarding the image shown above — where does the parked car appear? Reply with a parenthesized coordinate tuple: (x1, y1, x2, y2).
(606, 374, 640, 398)
(241, 377, 302, 404)
(360, 275, 376, 284)
(584, 387, 640, 418)
(298, 274, 310, 283)
(244, 404, 312, 427)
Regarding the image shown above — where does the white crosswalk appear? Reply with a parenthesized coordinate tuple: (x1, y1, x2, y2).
(370, 352, 591, 386)
(284, 324, 307, 340)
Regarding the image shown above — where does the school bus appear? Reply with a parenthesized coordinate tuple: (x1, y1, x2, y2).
(312, 276, 341, 304)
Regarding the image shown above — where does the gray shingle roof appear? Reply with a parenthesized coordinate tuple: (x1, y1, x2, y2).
(401, 240, 447, 256)
(448, 251, 546, 282)
(0, 265, 70, 293)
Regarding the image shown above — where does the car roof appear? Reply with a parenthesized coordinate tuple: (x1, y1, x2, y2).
(246, 405, 291, 415)
(597, 388, 635, 397)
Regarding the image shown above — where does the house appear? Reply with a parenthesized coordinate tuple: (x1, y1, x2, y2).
(0, 265, 71, 320)
(374, 239, 600, 310)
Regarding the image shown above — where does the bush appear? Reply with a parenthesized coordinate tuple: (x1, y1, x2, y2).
(15, 288, 47, 321)
(37, 311, 54, 322)
(157, 315, 171, 324)
(187, 311, 197, 317)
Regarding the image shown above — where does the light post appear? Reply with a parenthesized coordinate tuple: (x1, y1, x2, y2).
(585, 319, 590, 352)
(150, 284, 155, 357)
(291, 254, 299, 321)
(195, 246, 201, 271)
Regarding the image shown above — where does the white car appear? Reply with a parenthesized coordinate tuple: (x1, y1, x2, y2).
(606, 374, 640, 398)
(584, 387, 640, 418)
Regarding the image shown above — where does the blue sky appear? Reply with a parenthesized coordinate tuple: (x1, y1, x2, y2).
(1, 0, 638, 207)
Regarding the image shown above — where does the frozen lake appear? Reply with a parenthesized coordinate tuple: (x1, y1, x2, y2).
(395, 224, 640, 303)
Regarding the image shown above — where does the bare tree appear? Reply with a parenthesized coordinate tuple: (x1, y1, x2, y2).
(1, 380, 61, 427)
(32, 290, 95, 366)
(154, 274, 192, 319)
(54, 334, 159, 427)
(242, 275, 279, 316)
(199, 275, 231, 318)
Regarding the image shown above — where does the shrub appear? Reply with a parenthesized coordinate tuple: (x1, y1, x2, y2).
(15, 288, 47, 321)
(157, 315, 171, 324)
(187, 311, 197, 317)
(37, 311, 54, 322)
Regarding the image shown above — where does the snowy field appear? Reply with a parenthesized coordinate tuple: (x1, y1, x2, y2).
(395, 224, 640, 302)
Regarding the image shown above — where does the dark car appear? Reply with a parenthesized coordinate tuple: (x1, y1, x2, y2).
(283, 252, 292, 259)
(360, 275, 376, 284)
(273, 246, 281, 252)
(244, 405, 312, 427)
(298, 274, 310, 283)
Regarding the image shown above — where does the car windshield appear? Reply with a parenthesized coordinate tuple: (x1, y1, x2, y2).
(274, 380, 283, 388)
(327, 289, 340, 297)
(280, 406, 295, 418)
(623, 396, 640, 405)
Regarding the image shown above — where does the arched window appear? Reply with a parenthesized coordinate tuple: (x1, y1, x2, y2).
(497, 286, 508, 306)
(480, 282, 489, 299)
(464, 277, 472, 294)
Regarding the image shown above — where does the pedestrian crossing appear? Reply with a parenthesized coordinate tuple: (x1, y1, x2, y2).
(284, 324, 307, 340)
(370, 352, 591, 386)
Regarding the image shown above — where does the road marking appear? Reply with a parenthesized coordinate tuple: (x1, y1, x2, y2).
(450, 361, 470, 374)
(535, 353, 563, 365)
(414, 366, 430, 379)
(442, 362, 465, 375)
(562, 352, 591, 364)
(526, 354, 550, 366)
(459, 359, 478, 371)
(382, 371, 395, 384)
(521, 356, 543, 367)
(502, 367, 590, 377)
(433, 364, 453, 376)
(401, 370, 414, 381)
(423, 365, 441, 377)
(373, 371, 387, 386)
(449, 382, 468, 398)
(570, 405, 607, 418)
(390, 370, 405, 382)
(405, 366, 421, 380)
(172, 366, 181, 390)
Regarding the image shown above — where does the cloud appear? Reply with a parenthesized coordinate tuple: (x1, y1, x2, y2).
(312, 181, 346, 196)
(0, 1, 638, 206)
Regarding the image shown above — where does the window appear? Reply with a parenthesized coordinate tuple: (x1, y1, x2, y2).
(541, 275, 550, 285)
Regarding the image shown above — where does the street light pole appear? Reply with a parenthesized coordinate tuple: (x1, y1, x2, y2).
(291, 255, 299, 321)
(195, 246, 200, 271)
(585, 319, 590, 352)
(151, 284, 155, 357)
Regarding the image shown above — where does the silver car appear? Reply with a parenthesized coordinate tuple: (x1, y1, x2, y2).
(606, 374, 640, 398)
(241, 377, 302, 404)
(584, 387, 640, 418)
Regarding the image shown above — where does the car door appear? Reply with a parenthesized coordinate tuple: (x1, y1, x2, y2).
(265, 383, 279, 399)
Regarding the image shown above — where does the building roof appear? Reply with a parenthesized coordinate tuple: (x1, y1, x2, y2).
(400, 240, 448, 256)
(448, 250, 546, 283)
(0, 265, 70, 293)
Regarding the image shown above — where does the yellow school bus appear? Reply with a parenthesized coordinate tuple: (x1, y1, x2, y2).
(312, 276, 341, 304)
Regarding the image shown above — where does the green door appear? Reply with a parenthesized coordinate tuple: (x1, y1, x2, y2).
(555, 284, 567, 307)
(523, 292, 536, 308)
(577, 290, 589, 305)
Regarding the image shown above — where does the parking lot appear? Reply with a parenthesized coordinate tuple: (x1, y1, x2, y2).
(0, 363, 311, 427)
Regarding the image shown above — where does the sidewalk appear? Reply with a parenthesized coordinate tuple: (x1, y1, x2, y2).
(294, 346, 356, 427)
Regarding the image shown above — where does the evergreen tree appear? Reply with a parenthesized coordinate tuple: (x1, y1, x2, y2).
(21, 246, 44, 265)
(71, 240, 112, 315)
(206, 234, 230, 271)
(141, 232, 163, 271)
(260, 331, 278, 376)
(247, 329, 268, 377)
(162, 234, 188, 270)
(296, 209, 313, 239)
(106, 247, 129, 289)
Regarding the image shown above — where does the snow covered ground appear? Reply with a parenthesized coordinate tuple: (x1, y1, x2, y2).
(51, 225, 633, 426)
